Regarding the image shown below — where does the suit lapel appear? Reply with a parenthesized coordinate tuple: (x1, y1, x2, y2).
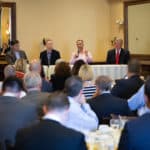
(112, 49, 116, 63)
(119, 48, 124, 64)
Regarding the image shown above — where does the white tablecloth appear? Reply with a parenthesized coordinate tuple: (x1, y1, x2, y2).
(43, 65, 127, 80)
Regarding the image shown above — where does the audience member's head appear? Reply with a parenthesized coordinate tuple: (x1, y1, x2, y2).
(95, 75, 113, 94)
(4, 65, 16, 78)
(114, 38, 123, 50)
(15, 58, 27, 73)
(2, 76, 23, 98)
(29, 59, 46, 78)
(128, 59, 141, 77)
(54, 61, 71, 78)
(43, 92, 70, 122)
(144, 78, 150, 108)
(10, 40, 20, 51)
(24, 72, 42, 92)
(65, 76, 82, 97)
(79, 64, 94, 81)
(71, 59, 86, 76)
(29, 59, 41, 74)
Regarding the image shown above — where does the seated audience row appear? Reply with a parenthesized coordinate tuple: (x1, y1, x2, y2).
(14, 92, 87, 150)
(0, 56, 148, 150)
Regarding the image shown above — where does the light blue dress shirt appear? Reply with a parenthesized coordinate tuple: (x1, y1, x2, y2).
(63, 97, 98, 133)
(128, 85, 150, 116)
(15, 51, 21, 60)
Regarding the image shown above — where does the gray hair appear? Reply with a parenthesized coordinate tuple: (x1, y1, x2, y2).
(24, 71, 42, 90)
(95, 75, 113, 92)
(4, 65, 16, 78)
(29, 59, 41, 73)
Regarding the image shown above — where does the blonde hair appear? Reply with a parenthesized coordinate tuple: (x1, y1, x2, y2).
(78, 64, 94, 81)
(15, 58, 27, 73)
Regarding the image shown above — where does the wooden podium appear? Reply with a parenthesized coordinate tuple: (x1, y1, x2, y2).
(0, 55, 8, 81)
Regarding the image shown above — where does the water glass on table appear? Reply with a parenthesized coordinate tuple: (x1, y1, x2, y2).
(110, 119, 120, 129)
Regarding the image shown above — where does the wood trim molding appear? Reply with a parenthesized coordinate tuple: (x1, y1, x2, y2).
(0, 2, 16, 40)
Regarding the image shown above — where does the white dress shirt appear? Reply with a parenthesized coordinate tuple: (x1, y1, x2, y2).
(70, 50, 93, 64)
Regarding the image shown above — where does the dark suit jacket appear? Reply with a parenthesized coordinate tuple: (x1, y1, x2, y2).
(41, 79, 52, 93)
(118, 113, 150, 150)
(0, 96, 37, 149)
(22, 91, 50, 118)
(5, 50, 28, 64)
(14, 119, 87, 150)
(88, 93, 131, 123)
(40, 49, 60, 65)
(111, 75, 144, 99)
(106, 48, 130, 64)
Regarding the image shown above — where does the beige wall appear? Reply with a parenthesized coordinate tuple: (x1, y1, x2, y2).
(2, 0, 125, 62)
(109, 0, 124, 46)
(17, 0, 112, 62)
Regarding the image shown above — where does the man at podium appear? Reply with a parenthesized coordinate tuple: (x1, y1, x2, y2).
(106, 38, 130, 64)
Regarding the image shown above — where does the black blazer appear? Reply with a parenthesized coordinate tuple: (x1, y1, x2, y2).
(0, 96, 37, 149)
(88, 93, 131, 123)
(106, 48, 130, 64)
(14, 119, 87, 150)
(118, 113, 150, 150)
(40, 49, 60, 65)
(111, 75, 144, 99)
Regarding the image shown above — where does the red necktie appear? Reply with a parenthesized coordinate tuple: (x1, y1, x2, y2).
(116, 50, 120, 64)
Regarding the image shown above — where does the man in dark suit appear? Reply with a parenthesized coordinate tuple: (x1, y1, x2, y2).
(22, 71, 50, 118)
(40, 39, 60, 65)
(14, 92, 87, 150)
(5, 40, 28, 64)
(111, 59, 144, 99)
(88, 75, 131, 124)
(0, 77, 37, 150)
(118, 79, 150, 150)
(106, 39, 130, 64)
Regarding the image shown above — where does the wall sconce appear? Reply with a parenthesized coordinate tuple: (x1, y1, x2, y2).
(116, 19, 124, 25)
(6, 29, 10, 35)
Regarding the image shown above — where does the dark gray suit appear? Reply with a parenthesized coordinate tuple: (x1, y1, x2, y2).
(14, 119, 87, 150)
(5, 50, 28, 64)
(119, 113, 150, 150)
(22, 91, 50, 118)
(0, 96, 37, 150)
